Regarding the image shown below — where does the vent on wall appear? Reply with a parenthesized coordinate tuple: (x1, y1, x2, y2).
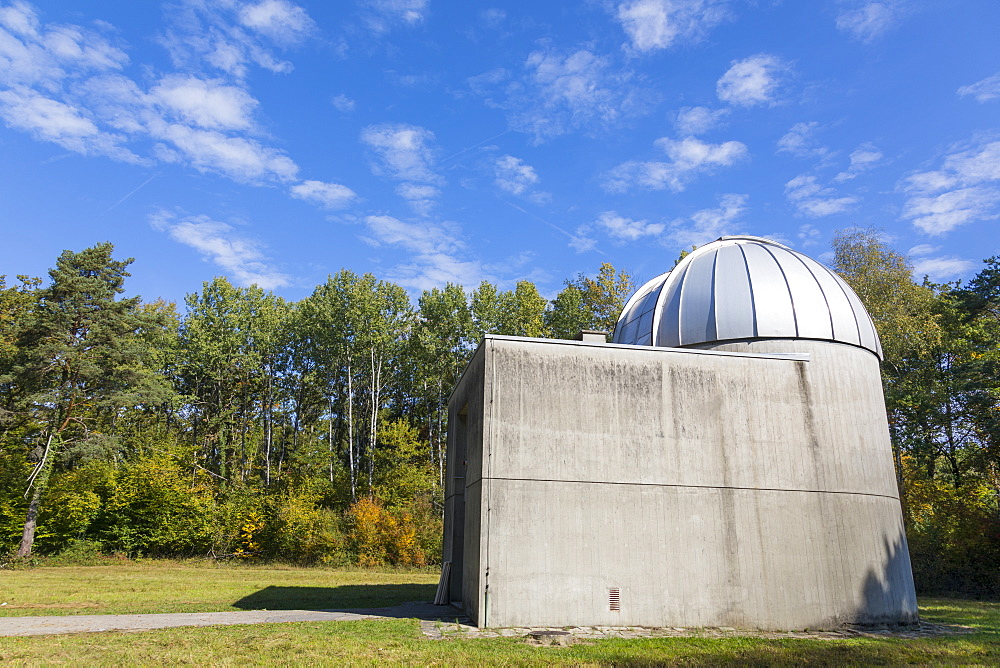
(609, 587, 621, 612)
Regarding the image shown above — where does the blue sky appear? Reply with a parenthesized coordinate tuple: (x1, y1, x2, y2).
(1, 0, 998, 305)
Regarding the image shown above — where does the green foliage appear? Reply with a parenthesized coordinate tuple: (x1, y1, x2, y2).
(374, 419, 435, 510)
(96, 453, 216, 556)
(834, 230, 1000, 595)
(904, 455, 1000, 595)
(2, 243, 173, 557)
(43, 539, 108, 566)
(3, 240, 999, 594)
(344, 497, 427, 567)
(548, 262, 634, 339)
(471, 280, 549, 339)
(832, 228, 941, 365)
(34, 461, 112, 553)
(260, 489, 347, 565)
(546, 283, 592, 340)
(0, 449, 29, 547)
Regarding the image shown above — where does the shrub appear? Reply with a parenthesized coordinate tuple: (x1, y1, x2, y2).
(344, 497, 427, 567)
(95, 453, 215, 556)
(260, 490, 347, 565)
(904, 456, 1000, 596)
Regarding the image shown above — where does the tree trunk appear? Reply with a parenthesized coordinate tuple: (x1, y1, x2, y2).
(264, 373, 272, 486)
(17, 483, 44, 558)
(347, 356, 356, 502)
(17, 435, 54, 558)
(367, 347, 382, 494)
(328, 396, 335, 483)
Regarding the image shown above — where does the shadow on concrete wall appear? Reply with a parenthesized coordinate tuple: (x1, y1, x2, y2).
(858, 533, 919, 626)
(233, 584, 437, 612)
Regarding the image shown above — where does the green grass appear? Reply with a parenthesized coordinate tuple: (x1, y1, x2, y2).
(0, 563, 998, 665)
(0, 561, 439, 616)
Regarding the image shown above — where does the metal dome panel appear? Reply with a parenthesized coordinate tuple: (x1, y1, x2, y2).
(612, 236, 883, 358)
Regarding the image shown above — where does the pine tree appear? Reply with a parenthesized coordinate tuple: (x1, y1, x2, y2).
(9, 243, 171, 557)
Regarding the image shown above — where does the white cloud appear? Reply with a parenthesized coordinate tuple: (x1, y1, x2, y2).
(396, 183, 440, 215)
(363, 0, 429, 33)
(776, 122, 829, 159)
(595, 211, 664, 241)
(908, 243, 937, 256)
(153, 121, 298, 183)
(674, 105, 727, 135)
(901, 139, 1000, 234)
(360, 123, 441, 183)
(656, 136, 747, 171)
(912, 256, 975, 281)
(784, 175, 857, 217)
(290, 180, 356, 209)
(0, 86, 92, 135)
(604, 136, 747, 193)
(0, 86, 141, 162)
(834, 142, 883, 181)
(836, 2, 902, 42)
(396, 183, 440, 200)
(716, 54, 786, 107)
(479, 8, 506, 28)
(238, 0, 315, 44)
(149, 210, 290, 289)
(0, 3, 138, 160)
(958, 72, 1000, 103)
(797, 223, 821, 247)
(0, 2, 317, 187)
(331, 94, 355, 112)
(363, 214, 486, 291)
(0, 1, 36, 35)
(150, 75, 258, 131)
(569, 231, 597, 253)
(0, 2, 129, 89)
(616, 0, 729, 52)
(160, 0, 315, 78)
(475, 47, 651, 142)
(669, 193, 747, 247)
(902, 187, 1000, 235)
(494, 155, 539, 195)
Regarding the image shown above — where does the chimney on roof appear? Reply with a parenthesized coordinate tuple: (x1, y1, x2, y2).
(576, 330, 608, 343)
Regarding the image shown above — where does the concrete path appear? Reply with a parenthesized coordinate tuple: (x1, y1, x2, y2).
(1, 605, 966, 641)
(0, 602, 462, 637)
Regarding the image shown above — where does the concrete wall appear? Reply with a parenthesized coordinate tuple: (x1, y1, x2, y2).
(442, 335, 917, 630)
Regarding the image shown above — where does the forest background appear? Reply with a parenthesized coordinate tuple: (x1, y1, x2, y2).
(1, 230, 998, 597)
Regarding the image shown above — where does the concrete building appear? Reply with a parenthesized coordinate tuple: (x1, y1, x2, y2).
(440, 236, 918, 630)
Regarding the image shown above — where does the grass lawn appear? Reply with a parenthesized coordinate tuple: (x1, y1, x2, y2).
(0, 562, 998, 665)
(0, 561, 439, 616)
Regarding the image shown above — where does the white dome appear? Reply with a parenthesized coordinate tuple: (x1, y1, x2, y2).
(612, 236, 883, 358)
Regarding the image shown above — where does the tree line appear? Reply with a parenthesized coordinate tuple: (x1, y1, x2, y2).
(832, 231, 1000, 596)
(1, 233, 998, 596)
(0, 243, 632, 566)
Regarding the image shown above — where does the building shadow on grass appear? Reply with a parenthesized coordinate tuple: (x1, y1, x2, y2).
(233, 584, 445, 618)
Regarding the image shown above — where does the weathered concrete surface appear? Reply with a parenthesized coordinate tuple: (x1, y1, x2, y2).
(0, 602, 455, 637)
(442, 335, 917, 630)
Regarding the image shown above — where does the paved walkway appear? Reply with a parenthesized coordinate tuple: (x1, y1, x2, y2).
(0, 602, 458, 637)
(0, 603, 970, 642)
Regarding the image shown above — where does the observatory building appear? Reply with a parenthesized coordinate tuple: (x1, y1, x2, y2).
(440, 236, 918, 630)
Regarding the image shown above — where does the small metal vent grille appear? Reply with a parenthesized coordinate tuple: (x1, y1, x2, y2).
(609, 587, 621, 612)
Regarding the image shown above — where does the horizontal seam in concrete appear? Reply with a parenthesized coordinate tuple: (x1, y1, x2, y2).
(482, 476, 899, 501)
